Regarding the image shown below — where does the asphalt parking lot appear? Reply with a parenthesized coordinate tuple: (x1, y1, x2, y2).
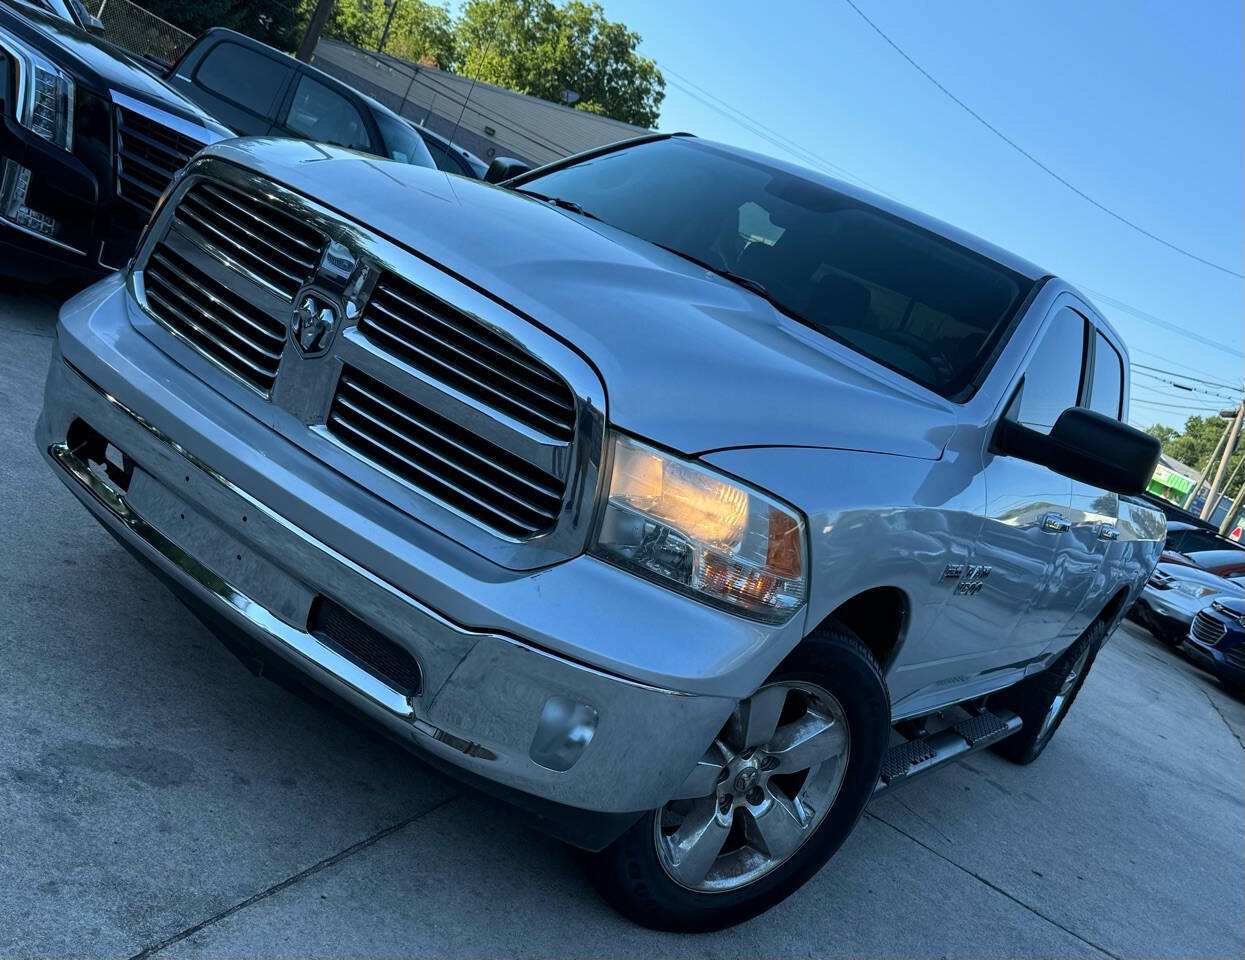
(2, 280, 1243, 959)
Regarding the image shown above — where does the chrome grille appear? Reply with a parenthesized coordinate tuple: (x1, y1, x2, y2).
(327, 367, 565, 537)
(142, 243, 286, 393)
(172, 181, 324, 300)
(116, 105, 201, 218)
(357, 274, 576, 441)
(1191, 610, 1228, 647)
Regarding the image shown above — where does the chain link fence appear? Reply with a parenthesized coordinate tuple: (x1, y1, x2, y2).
(89, 0, 194, 63)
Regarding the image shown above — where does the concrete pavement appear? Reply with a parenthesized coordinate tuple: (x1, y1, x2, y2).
(2, 282, 1242, 958)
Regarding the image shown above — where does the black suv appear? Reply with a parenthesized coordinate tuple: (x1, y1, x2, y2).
(156, 29, 435, 169)
(0, 0, 230, 281)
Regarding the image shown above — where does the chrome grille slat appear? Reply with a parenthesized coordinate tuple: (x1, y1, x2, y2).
(141, 242, 287, 393)
(174, 205, 307, 297)
(358, 273, 576, 441)
(327, 367, 565, 538)
(370, 285, 565, 391)
(149, 252, 286, 350)
(145, 287, 278, 383)
(1191, 611, 1228, 647)
(181, 194, 312, 277)
(339, 373, 563, 500)
(115, 105, 201, 218)
(147, 273, 282, 363)
(198, 182, 322, 257)
(366, 298, 570, 410)
(360, 320, 570, 438)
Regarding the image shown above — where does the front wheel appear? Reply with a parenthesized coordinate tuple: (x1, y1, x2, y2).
(587, 624, 889, 932)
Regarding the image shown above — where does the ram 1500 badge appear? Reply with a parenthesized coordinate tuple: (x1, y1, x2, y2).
(37, 132, 1164, 931)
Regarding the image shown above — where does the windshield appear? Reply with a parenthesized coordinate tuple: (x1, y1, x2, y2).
(517, 138, 1032, 400)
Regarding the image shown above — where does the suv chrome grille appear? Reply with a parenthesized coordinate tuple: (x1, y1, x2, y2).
(172, 181, 324, 300)
(327, 367, 565, 537)
(115, 105, 202, 218)
(1191, 610, 1228, 647)
(143, 244, 286, 393)
(357, 274, 576, 441)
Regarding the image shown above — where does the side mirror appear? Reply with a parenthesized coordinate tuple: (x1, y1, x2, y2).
(484, 156, 532, 184)
(86, 14, 105, 35)
(993, 407, 1161, 496)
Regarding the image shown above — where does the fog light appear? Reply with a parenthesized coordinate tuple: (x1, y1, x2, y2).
(530, 696, 598, 772)
(0, 160, 58, 238)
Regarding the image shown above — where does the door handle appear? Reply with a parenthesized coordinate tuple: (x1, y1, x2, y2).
(1041, 513, 1071, 533)
(1097, 523, 1119, 541)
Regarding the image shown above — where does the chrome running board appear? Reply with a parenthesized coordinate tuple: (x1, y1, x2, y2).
(874, 709, 1022, 794)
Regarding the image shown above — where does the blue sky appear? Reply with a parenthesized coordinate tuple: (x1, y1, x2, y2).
(600, 0, 1244, 430)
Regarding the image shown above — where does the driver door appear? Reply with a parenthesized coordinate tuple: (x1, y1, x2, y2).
(943, 306, 1088, 673)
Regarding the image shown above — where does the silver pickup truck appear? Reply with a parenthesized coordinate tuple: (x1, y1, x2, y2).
(36, 132, 1164, 931)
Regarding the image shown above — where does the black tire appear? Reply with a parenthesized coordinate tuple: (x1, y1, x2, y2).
(989, 619, 1105, 765)
(587, 622, 890, 932)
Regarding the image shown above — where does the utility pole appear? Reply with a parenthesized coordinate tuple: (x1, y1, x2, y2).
(1182, 415, 1234, 510)
(1208, 455, 1245, 522)
(378, 0, 399, 54)
(296, 0, 335, 62)
(1200, 404, 1244, 520)
(1220, 471, 1245, 537)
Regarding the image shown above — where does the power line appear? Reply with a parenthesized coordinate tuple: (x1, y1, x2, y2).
(1133, 362, 1243, 393)
(1132, 370, 1242, 402)
(1130, 397, 1230, 413)
(662, 68, 897, 199)
(1131, 350, 1245, 387)
(1078, 284, 1243, 356)
(841, 0, 1245, 280)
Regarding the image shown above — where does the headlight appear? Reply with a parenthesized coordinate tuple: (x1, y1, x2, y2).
(0, 29, 75, 151)
(1173, 581, 1218, 599)
(589, 433, 807, 621)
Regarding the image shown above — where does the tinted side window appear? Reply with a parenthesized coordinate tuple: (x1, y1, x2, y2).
(373, 113, 436, 168)
(194, 42, 291, 119)
(1015, 308, 1085, 434)
(422, 136, 462, 173)
(284, 75, 371, 152)
(1088, 330, 1124, 420)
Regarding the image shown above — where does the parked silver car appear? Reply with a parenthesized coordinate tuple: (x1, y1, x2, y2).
(36, 132, 1164, 930)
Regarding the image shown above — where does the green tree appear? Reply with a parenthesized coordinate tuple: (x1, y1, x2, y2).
(1147, 414, 1243, 500)
(313, 0, 457, 68)
(456, 0, 664, 127)
(144, 0, 305, 51)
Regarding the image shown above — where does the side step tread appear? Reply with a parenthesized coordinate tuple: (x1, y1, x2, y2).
(876, 709, 1021, 793)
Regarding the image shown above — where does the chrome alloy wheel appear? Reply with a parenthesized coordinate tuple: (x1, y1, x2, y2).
(654, 681, 850, 893)
(1036, 644, 1091, 744)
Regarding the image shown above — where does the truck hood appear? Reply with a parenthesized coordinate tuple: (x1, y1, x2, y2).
(206, 139, 958, 460)
(1, 2, 231, 136)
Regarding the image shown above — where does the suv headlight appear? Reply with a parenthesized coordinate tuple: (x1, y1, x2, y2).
(590, 433, 807, 622)
(0, 29, 75, 151)
(1173, 581, 1218, 600)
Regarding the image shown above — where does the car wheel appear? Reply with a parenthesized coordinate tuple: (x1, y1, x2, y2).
(587, 623, 889, 932)
(990, 619, 1104, 765)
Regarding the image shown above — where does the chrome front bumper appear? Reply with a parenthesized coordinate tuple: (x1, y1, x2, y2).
(36, 280, 775, 828)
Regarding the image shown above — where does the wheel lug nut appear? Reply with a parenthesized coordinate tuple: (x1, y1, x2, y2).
(719, 794, 733, 813)
(746, 787, 764, 805)
(717, 768, 730, 783)
(759, 756, 778, 771)
(741, 748, 756, 760)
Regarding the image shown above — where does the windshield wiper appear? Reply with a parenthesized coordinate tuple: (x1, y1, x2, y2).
(649, 242, 804, 319)
(517, 190, 602, 222)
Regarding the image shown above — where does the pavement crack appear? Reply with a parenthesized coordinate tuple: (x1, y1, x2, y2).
(129, 792, 463, 958)
(1203, 690, 1245, 750)
(866, 810, 1121, 959)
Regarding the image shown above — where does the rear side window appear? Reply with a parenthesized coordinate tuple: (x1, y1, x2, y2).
(194, 42, 292, 119)
(373, 112, 436, 168)
(1088, 330, 1124, 420)
(1014, 308, 1085, 434)
(285, 75, 371, 152)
